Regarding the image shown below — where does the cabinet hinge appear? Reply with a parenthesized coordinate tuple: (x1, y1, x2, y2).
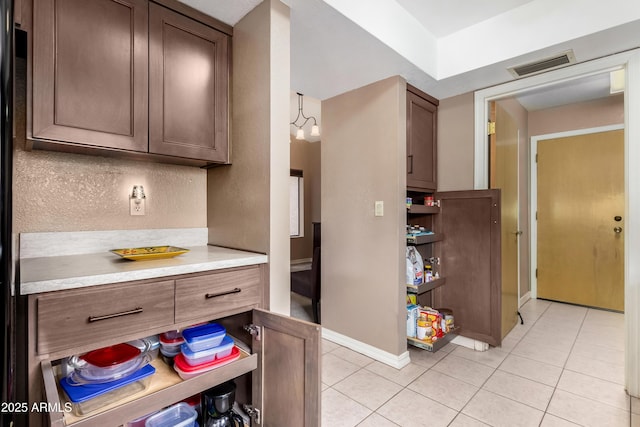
(487, 121, 496, 135)
(536, 153, 538, 163)
(427, 257, 440, 265)
(243, 405, 261, 424)
(536, 268, 538, 279)
(433, 200, 441, 208)
(244, 324, 261, 341)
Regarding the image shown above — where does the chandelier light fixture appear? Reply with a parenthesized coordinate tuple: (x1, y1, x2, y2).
(290, 92, 320, 140)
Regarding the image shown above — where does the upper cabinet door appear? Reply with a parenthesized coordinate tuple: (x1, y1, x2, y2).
(433, 189, 502, 346)
(406, 87, 438, 191)
(149, 4, 230, 163)
(32, 0, 149, 151)
(251, 309, 321, 427)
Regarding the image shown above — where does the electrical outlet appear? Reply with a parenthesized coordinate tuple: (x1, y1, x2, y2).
(375, 201, 384, 217)
(130, 198, 145, 216)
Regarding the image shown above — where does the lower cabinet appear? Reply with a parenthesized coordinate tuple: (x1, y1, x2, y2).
(28, 265, 321, 427)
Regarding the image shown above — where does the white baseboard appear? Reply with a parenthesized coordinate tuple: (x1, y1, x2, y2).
(451, 335, 489, 351)
(291, 258, 312, 265)
(519, 291, 531, 307)
(322, 328, 411, 369)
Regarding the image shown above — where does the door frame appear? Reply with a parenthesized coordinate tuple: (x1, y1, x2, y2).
(473, 48, 640, 397)
(529, 124, 625, 300)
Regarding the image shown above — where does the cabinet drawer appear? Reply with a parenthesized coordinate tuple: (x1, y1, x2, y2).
(36, 280, 175, 355)
(175, 267, 261, 323)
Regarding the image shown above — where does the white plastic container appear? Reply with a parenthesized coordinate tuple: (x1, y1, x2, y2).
(182, 323, 226, 352)
(173, 347, 240, 380)
(159, 330, 184, 355)
(181, 336, 234, 366)
(145, 402, 197, 427)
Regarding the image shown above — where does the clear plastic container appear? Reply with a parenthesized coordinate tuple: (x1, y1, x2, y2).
(182, 323, 226, 352)
(66, 342, 152, 385)
(60, 364, 155, 416)
(173, 346, 240, 380)
(180, 336, 234, 366)
(128, 336, 160, 360)
(159, 330, 184, 354)
(145, 402, 197, 427)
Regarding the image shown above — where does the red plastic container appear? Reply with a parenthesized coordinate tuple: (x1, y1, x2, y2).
(173, 346, 240, 380)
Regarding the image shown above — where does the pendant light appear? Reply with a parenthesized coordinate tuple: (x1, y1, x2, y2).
(290, 92, 320, 140)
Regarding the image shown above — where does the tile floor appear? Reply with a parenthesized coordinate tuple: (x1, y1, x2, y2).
(293, 296, 640, 426)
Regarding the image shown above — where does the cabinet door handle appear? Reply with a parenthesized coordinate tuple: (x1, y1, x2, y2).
(408, 155, 413, 174)
(206, 288, 242, 299)
(88, 307, 143, 323)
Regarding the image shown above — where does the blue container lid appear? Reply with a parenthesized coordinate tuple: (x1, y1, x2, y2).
(181, 335, 233, 357)
(182, 323, 225, 343)
(60, 364, 155, 403)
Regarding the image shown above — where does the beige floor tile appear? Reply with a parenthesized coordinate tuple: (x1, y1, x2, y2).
(569, 340, 625, 366)
(331, 346, 375, 367)
(322, 382, 329, 391)
(556, 370, 629, 411)
(546, 389, 630, 427)
(633, 396, 640, 415)
(462, 389, 544, 427)
(539, 414, 581, 426)
(482, 369, 554, 411)
(356, 413, 399, 427)
(323, 339, 341, 354)
(448, 413, 490, 426)
(497, 335, 521, 352)
(322, 388, 372, 427)
(322, 353, 361, 386)
(376, 388, 458, 427)
(432, 354, 495, 387)
(498, 354, 562, 387)
(510, 339, 570, 368)
(407, 369, 479, 411)
(364, 361, 427, 387)
(408, 346, 448, 368)
(574, 328, 624, 352)
(518, 329, 577, 353)
(633, 414, 640, 427)
(333, 369, 403, 411)
(583, 308, 624, 329)
(564, 353, 625, 385)
(450, 345, 509, 369)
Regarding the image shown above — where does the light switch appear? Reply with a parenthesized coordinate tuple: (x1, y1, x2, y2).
(375, 201, 384, 217)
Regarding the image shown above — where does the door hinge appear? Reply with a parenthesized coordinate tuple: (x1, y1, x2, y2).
(536, 211, 538, 220)
(536, 153, 538, 163)
(243, 405, 261, 424)
(536, 268, 538, 278)
(487, 121, 496, 135)
(244, 324, 261, 341)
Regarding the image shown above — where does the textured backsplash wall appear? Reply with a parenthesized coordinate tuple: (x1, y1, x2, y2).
(13, 59, 207, 233)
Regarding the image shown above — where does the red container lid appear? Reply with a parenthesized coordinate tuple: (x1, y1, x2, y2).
(80, 343, 140, 367)
(159, 330, 184, 345)
(173, 346, 239, 373)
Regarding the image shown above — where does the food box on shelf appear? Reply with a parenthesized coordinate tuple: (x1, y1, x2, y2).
(144, 402, 197, 427)
(180, 335, 234, 367)
(182, 323, 226, 352)
(60, 364, 155, 416)
(173, 347, 240, 380)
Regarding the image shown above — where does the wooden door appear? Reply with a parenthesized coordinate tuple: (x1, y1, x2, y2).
(433, 190, 502, 346)
(149, 4, 230, 163)
(490, 103, 519, 338)
(252, 309, 321, 427)
(537, 130, 624, 311)
(406, 86, 438, 191)
(32, 0, 148, 151)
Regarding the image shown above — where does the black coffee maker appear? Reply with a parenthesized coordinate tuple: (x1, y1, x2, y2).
(202, 381, 245, 427)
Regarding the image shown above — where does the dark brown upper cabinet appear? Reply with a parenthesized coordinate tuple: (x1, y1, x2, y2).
(29, 0, 230, 166)
(32, 0, 149, 152)
(406, 85, 439, 191)
(149, 3, 229, 163)
(432, 189, 502, 346)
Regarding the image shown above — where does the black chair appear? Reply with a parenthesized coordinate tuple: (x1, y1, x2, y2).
(291, 246, 321, 323)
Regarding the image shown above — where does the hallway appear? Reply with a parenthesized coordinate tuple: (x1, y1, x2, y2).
(319, 299, 637, 426)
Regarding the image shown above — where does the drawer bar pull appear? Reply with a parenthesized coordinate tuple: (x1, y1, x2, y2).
(88, 307, 144, 323)
(205, 288, 242, 299)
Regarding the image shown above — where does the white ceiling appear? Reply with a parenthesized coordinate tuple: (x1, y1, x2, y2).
(178, 0, 640, 112)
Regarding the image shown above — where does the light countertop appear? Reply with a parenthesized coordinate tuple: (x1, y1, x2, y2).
(19, 229, 268, 295)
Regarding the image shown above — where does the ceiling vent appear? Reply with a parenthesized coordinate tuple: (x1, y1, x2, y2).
(508, 50, 576, 78)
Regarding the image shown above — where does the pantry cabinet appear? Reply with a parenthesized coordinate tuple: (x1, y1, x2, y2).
(28, 0, 230, 166)
(406, 85, 438, 192)
(407, 189, 502, 348)
(27, 265, 321, 427)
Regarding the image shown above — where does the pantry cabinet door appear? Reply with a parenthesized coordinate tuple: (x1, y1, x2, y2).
(252, 309, 321, 427)
(149, 3, 230, 163)
(32, 0, 149, 151)
(433, 189, 502, 346)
